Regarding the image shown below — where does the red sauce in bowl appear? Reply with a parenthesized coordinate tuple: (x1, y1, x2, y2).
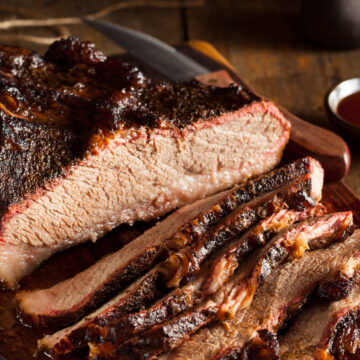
(337, 91, 360, 128)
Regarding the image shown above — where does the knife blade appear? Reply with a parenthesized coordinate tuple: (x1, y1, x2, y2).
(83, 18, 209, 81)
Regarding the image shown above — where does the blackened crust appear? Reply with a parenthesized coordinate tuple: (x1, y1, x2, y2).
(164, 176, 318, 286)
(318, 268, 358, 301)
(330, 308, 360, 359)
(41, 271, 164, 356)
(93, 306, 217, 360)
(0, 36, 264, 224)
(89, 287, 193, 344)
(165, 157, 317, 254)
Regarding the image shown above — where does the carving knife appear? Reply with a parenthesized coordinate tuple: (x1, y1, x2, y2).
(83, 17, 209, 82)
(83, 18, 350, 181)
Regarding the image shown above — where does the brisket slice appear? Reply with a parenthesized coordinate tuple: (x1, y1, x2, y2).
(15, 188, 232, 328)
(0, 37, 291, 287)
(90, 303, 218, 360)
(216, 211, 353, 320)
(36, 181, 322, 356)
(16, 157, 323, 329)
(36, 266, 166, 356)
(160, 230, 360, 360)
(162, 177, 319, 289)
(215, 255, 360, 360)
(37, 265, 204, 356)
(203, 206, 325, 295)
(279, 285, 360, 359)
(90, 213, 353, 360)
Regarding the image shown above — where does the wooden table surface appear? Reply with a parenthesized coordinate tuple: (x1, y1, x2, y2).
(1, 0, 360, 194)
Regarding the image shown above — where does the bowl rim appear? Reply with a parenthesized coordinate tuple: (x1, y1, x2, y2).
(325, 77, 360, 131)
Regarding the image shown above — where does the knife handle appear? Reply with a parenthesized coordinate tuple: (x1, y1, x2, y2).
(196, 70, 350, 182)
(280, 108, 350, 182)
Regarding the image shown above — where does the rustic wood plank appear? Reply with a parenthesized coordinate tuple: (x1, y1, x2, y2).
(0, 0, 184, 55)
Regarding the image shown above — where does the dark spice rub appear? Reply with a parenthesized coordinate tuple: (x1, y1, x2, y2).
(0, 36, 290, 286)
(0, 36, 259, 221)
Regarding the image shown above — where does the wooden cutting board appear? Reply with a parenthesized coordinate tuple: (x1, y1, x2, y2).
(0, 42, 360, 360)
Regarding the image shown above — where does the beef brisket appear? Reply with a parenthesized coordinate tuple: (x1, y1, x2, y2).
(160, 230, 360, 360)
(38, 208, 320, 356)
(162, 177, 320, 289)
(16, 157, 323, 329)
(37, 253, 212, 356)
(90, 213, 353, 360)
(203, 206, 325, 295)
(0, 37, 291, 287)
(279, 285, 360, 359)
(216, 211, 353, 320)
(90, 208, 322, 345)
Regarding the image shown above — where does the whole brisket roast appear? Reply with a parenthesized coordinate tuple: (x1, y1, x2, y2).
(17, 157, 322, 330)
(0, 36, 290, 287)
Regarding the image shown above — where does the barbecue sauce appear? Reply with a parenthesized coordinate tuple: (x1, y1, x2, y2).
(337, 91, 360, 127)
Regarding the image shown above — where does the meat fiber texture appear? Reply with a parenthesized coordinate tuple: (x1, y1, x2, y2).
(30, 158, 326, 358)
(279, 284, 360, 359)
(162, 230, 360, 360)
(0, 37, 290, 287)
(16, 157, 323, 330)
(21, 157, 360, 360)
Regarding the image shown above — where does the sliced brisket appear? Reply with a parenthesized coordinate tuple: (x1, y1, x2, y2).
(203, 206, 325, 295)
(162, 163, 324, 288)
(216, 211, 353, 320)
(90, 208, 323, 346)
(36, 181, 323, 356)
(0, 37, 291, 287)
(37, 265, 204, 356)
(160, 230, 360, 360)
(279, 285, 360, 359)
(90, 213, 353, 360)
(16, 157, 323, 329)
